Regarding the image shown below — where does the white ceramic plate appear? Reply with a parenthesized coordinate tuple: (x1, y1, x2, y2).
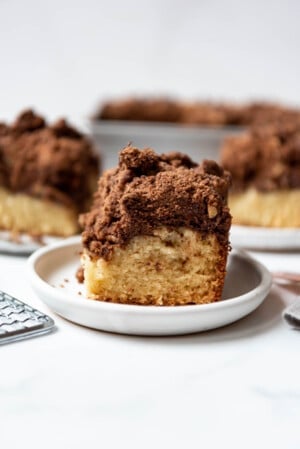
(89, 120, 244, 169)
(0, 231, 65, 255)
(27, 236, 272, 336)
(230, 225, 300, 250)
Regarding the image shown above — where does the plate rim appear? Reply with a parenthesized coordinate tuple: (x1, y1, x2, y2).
(27, 235, 272, 315)
(0, 231, 68, 255)
(230, 224, 300, 250)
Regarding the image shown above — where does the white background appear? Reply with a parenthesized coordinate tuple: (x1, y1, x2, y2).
(1, 0, 300, 127)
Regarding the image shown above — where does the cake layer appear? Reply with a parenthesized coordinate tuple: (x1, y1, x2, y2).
(229, 188, 300, 227)
(0, 186, 79, 236)
(82, 227, 228, 306)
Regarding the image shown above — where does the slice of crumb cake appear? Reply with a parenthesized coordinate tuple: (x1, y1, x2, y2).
(0, 110, 99, 237)
(220, 121, 300, 227)
(80, 146, 231, 306)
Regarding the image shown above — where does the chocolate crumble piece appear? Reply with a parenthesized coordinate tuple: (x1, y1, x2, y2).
(76, 266, 84, 283)
(80, 146, 231, 260)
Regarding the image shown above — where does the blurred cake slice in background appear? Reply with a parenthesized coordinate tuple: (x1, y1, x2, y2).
(79, 146, 232, 306)
(94, 96, 300, 127)
(0, 110, 100, 237)
(220, 120, 300, 227)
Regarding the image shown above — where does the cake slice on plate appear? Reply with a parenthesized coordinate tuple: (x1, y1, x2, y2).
(80, 146, 231, 306)
(220, 121, 300, 227)
(0, 110, 99, 237)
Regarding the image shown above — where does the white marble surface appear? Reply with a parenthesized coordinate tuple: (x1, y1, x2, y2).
(0, 245, 299, 449)
(1, 1, 300, 447)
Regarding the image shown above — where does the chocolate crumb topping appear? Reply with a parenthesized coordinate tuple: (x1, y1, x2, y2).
(220, 120, 300, 192)
(12, 109, 46, 134)
(0, 123, 9, 136)
(99, 98, 182, 123)
(0, 110, 99, 211)
(81, 146, 231, 260)
(95, 97, 300, 128)
(51, 118, 83, 139)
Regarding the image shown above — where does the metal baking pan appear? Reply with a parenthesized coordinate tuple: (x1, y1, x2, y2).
(89, 120, 244, 170)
